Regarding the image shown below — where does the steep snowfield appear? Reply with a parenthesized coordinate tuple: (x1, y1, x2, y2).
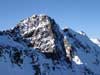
(91, 38, 100, 47)
(0, 35, 24, 49)
(0, 14, 100, 75)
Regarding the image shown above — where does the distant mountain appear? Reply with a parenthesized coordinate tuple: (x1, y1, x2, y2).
(0, 14, 100, 75)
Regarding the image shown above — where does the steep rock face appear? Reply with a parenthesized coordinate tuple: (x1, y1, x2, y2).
(0, 31, 68, 75)
(11, 14, 66, 59)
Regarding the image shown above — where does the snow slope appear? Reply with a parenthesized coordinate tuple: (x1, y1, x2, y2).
(0, 35, 24, 49)
(91, 38, 100, 47)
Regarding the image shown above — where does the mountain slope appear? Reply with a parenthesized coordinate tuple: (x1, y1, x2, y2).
(63, 28, 100, 75)
(91, 38, 100, 47)
(0, 14, 100, 75)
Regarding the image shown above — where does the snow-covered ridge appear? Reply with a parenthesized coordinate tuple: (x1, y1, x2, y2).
(91, 38, 100, 47)
(0, 14, 100, 75)
(0, 35, 24, 49)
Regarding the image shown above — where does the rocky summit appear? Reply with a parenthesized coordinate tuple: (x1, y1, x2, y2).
(0, 14, 100, 75)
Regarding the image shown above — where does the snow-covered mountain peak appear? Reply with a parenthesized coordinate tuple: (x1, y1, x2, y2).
(0, 14, 100, 75)
(15, 14, 55, 36)
(12, 14, 66, 60)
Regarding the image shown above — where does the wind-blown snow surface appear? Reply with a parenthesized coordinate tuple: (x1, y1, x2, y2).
(0, 14, 100, 75)
(0, 35, 24, 49)
(91, 38, 100, 47)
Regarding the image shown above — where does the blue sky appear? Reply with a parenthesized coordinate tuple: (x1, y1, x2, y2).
(0, 0, 100, 38)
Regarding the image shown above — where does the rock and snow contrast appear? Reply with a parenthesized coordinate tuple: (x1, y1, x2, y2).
(0, 14, 100, 75)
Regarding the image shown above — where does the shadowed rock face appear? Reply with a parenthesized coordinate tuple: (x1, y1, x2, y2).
(12, 14, 66, 59)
